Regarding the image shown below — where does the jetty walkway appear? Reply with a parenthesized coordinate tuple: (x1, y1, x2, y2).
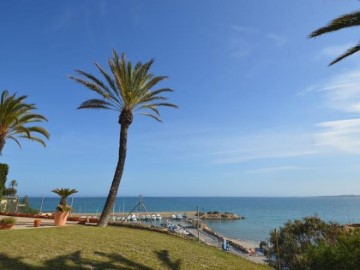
(181, 222, 268, 265)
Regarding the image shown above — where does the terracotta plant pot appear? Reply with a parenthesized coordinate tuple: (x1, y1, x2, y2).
(34, 219, 41, 227)
(0, 224, 13, 230)
(54, 211, 69, 226)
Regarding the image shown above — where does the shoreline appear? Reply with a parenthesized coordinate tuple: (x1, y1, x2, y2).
(70, 211, 261, 248)
(71, 211, 196, 218)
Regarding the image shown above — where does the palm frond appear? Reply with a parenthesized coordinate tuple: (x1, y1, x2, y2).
(139, 105, 160, 116)
(329, 43, 360, 65)
(26, 126, 50, 139)
(7, 136, 22, 148)
(0, 90, 49, 154)
(142, 102, 178, 108)
(139, 112, 162, 122)
(309, 10, 360, 38)
(68, 75, 107, 98)
(94, 63, 120, 101)
(78, 99, 116, 110)
(71, 49, 177, 125)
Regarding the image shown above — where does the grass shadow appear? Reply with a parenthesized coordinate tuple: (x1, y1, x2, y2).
(155, 250, 182, 270)
(0, 253, 37, 270)
(94, 251, 153, 270)
(0, 250, 154, 270)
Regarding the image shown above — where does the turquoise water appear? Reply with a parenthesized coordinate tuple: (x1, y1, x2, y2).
(28, 196, 360, 242)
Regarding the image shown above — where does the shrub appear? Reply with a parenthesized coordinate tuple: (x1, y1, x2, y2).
(0, 217, 16, 225)
(269, 216, 344, 269)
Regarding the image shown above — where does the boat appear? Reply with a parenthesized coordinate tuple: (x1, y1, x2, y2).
(156, 213, 162, 220)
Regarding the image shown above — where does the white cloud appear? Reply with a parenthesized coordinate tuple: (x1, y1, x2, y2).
(302, 69, 360, 114)
(316, 118, 360, 153)
(208, 131, 317, 164)
(227, 25, 286, 59)
(245, 166, 311, 174)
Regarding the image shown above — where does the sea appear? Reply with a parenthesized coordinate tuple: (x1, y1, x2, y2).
(28, 196, 360, 242)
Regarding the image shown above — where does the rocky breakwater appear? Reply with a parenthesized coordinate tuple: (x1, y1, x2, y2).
(200, 211, 244, 220)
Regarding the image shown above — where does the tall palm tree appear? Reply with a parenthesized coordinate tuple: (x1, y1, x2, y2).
(309, 10, 360, 65)
(0, 90, 50, 155)
(51, 188, 78, 206)
(70, 50, 177, 227)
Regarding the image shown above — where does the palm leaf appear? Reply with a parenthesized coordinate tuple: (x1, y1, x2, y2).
(78, 99, 116, 110)
(329, 43, 360, 65)
(71, 49, 177, 122)
(309, 11, 360, 38)
(310, 10, 360, 65)
(0, 90, 49, 154)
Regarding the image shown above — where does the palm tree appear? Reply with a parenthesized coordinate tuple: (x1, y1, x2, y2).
(51, 188, 78, 206)
(309, 10, 360, 65)
(5, 179, 18, 197)
(0, 90, 50, 155)
(69, 50, 177, 227)
(9, 179, 17, 189)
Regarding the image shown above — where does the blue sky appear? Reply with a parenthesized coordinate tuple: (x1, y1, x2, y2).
(2, 0, 360, 197)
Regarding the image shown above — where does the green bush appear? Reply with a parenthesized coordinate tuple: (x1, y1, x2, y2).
(269, 216, 344, 269)
(0, 217, 16, 225)
(305, 229, 360, 270)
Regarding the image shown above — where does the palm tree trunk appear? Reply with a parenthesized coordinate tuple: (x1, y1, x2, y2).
(0, 138, 5, 155)
(98, 123, 129, 227)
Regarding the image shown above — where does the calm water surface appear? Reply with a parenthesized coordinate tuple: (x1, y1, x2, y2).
(28, 196, 360, 241)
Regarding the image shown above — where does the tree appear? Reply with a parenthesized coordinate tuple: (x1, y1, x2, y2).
(306, 229, 360, 269)
(0, 90, 50, 155)
(309, 10, 360, 65)
(51, 188, 78, 206)
(19, 195, 38, 214)
(0, 163, 8, 197)
(269, 216, 344, 269)
(4, 179, 17, 197)
(70, 50, 177, 227)
(9, 179, 17, 189)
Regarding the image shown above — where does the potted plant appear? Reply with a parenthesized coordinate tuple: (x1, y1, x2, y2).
(0, 217, 16, 229)
(52, 188, 78, 226)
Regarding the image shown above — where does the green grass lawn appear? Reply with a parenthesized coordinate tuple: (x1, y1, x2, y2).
(0, 225, 269, 270)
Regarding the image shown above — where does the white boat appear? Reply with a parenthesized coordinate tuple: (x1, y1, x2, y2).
(176, 214, 183, 220)
(156, 214, 162, 220)
(171, 214, 176, 219)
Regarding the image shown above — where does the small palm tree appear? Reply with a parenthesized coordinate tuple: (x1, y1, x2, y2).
(51, 188, 78, 206)
(0, 90, 50, 154)
(5, 179, 18, 197)
(309, 10, 360, 65)
(70, 50, 177, 227)
(9, 179, 17, 189)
